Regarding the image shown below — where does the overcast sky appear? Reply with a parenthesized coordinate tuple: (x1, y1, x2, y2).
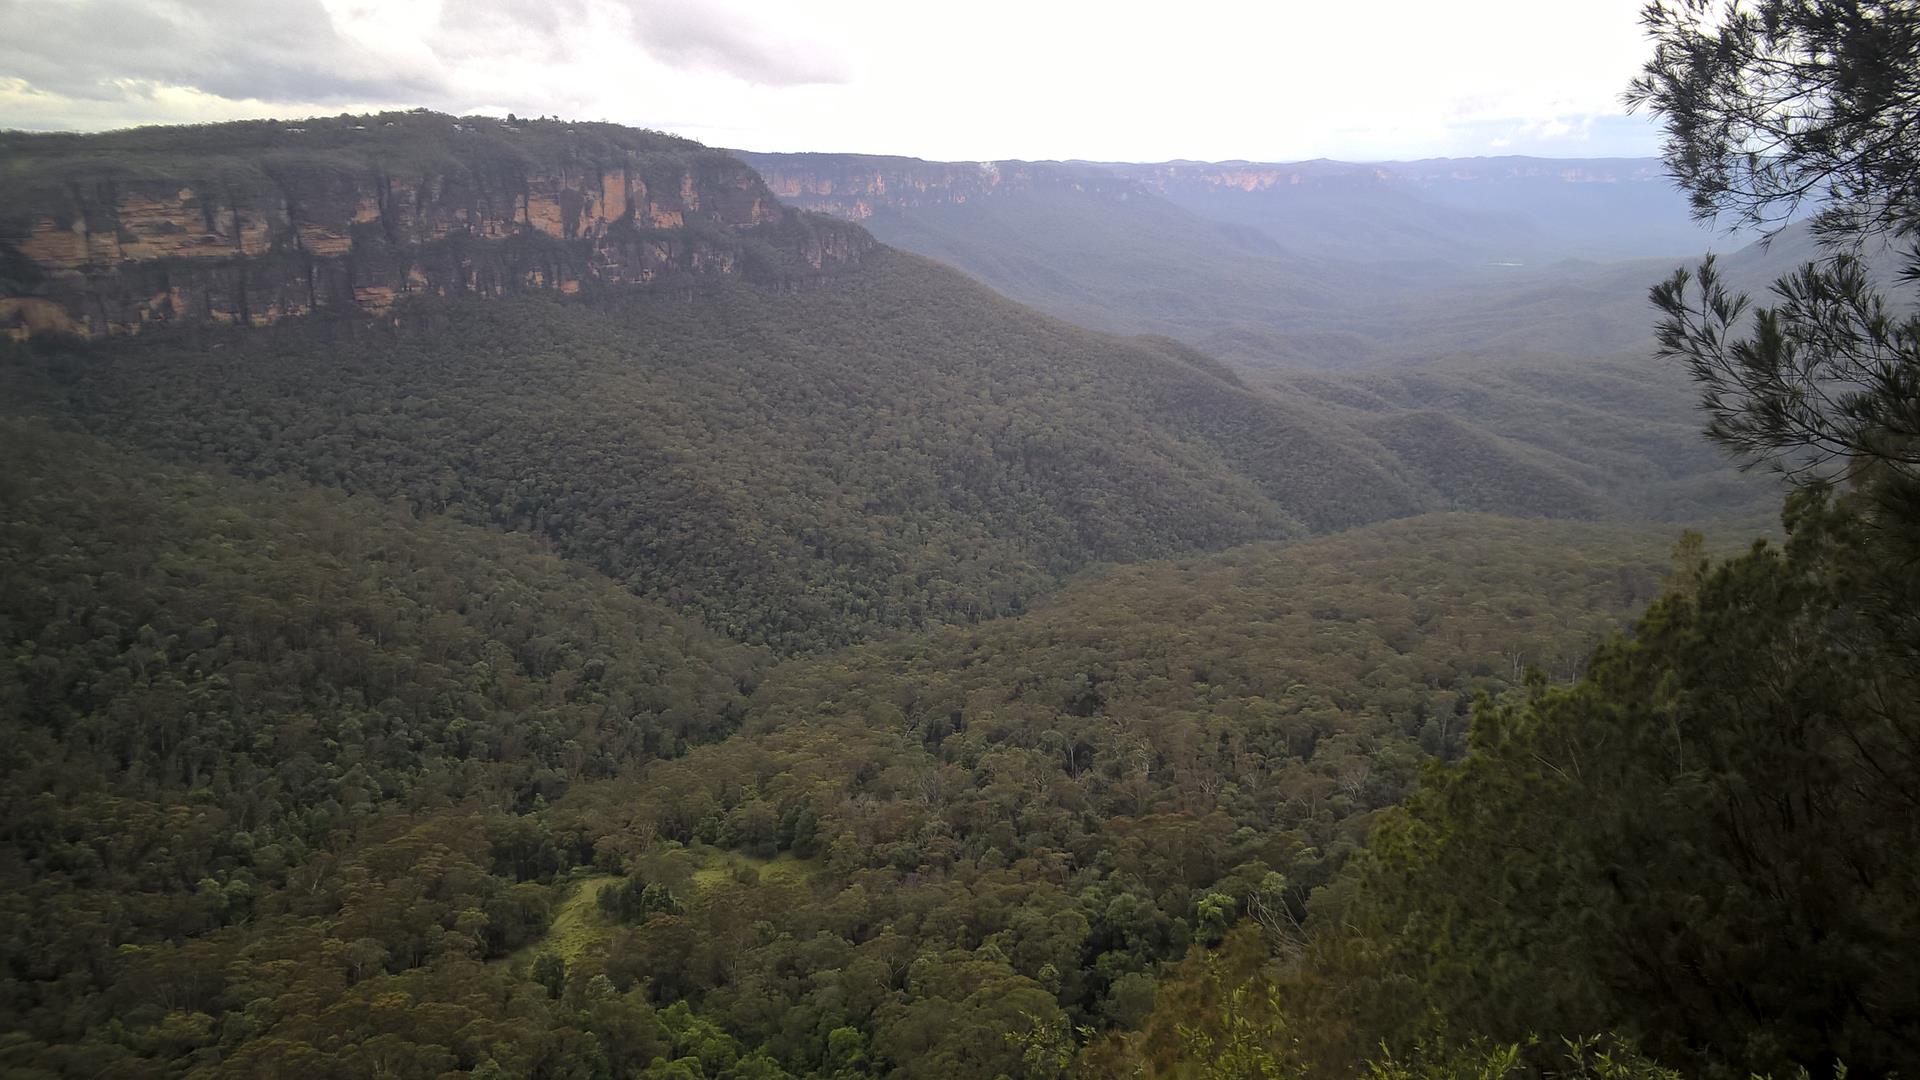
(0, 0, 1667, 162)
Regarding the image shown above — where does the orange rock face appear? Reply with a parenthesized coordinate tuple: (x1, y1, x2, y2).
(21, 219, 91, 266)
(353, 283, 398, 310)
(1, 144, 873, 339)
(298, 226, 355, 256)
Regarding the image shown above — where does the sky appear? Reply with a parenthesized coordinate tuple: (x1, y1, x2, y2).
(0, 0, 1668, 162)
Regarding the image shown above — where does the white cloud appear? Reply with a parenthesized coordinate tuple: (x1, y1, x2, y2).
(627, 0, 853, 86)
(0, 0, 1662, 160)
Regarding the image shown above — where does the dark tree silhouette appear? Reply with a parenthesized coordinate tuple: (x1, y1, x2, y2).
(1630, 0, 1920, 491)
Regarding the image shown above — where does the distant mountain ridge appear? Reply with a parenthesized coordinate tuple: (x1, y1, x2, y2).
(1103, 156, 1673, 186)
(741, 150, 1716, 265)
(1107, 155, 1724, 265)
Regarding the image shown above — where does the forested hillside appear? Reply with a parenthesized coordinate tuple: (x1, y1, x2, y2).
(0, 419, 769, 1074)
(0, 419, 1688, 1074)
(4, 248, 1420, 652)
(7, 237, 1760, 658)
(1268, 351, 1778, 527)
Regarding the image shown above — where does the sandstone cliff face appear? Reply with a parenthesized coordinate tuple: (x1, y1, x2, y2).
(0, 114, 876, 340)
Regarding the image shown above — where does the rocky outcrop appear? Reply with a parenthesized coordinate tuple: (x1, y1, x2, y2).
(0, 113, 876, 340)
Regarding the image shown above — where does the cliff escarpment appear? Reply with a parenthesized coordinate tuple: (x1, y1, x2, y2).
(0, 112, 876, 339)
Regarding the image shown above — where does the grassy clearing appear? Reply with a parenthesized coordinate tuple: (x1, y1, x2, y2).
(687, 848, 817, 892)
(503, 873, 616, 971)
(504, 848, 821, 971)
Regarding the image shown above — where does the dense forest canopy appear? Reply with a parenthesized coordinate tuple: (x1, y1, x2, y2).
(0, 416, 1690, 1076)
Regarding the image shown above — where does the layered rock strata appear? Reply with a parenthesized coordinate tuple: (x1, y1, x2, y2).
(1, 116, 874, 339)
